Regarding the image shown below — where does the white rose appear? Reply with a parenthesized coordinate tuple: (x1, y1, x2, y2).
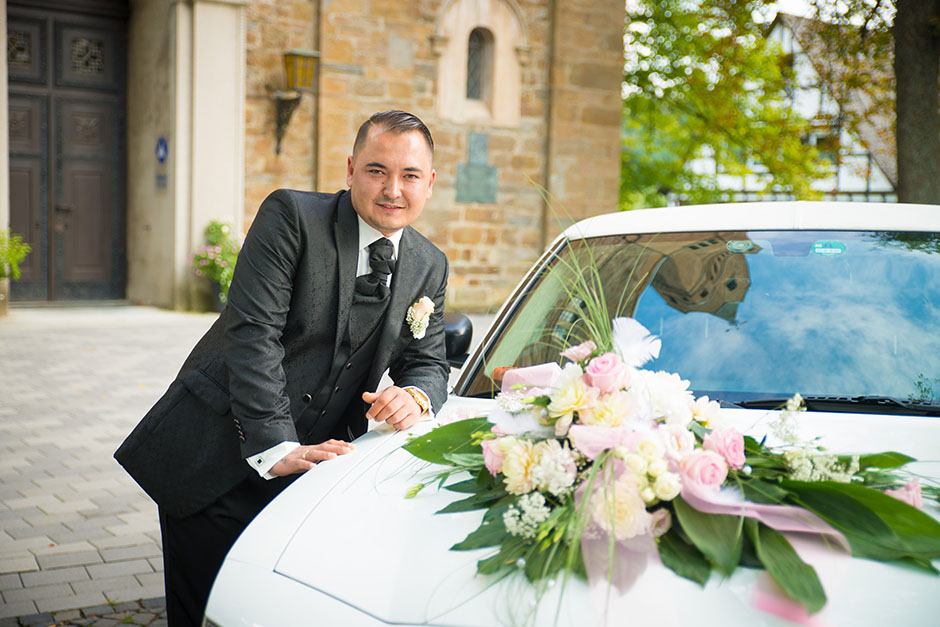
(653, 471, 682, 501)
(647, 458, 669, 478)
(636, 436, 665, 462)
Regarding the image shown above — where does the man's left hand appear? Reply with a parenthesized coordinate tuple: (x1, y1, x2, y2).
(362, 386, 423, 430)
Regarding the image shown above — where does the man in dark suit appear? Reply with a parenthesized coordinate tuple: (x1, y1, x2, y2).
(115, 110, 449, 626)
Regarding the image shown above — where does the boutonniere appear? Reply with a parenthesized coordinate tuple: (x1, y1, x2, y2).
(406, 296, 435, 339)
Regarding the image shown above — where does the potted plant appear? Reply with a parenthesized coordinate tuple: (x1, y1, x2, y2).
(0, 230, 31, 317)
(192, 220, 240, 310)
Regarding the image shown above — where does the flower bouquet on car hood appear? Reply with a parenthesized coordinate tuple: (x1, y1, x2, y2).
(403, 315, 940, 621)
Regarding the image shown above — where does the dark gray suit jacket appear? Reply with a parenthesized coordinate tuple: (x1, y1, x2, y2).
(115, 189, 449, 518)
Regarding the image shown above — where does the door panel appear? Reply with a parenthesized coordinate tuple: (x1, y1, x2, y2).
(56, 98, 119, 297)
(7, 94, 47, 298)
(7, 7, 125, 300)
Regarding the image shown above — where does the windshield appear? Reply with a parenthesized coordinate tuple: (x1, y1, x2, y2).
(460, 230, 940, 406)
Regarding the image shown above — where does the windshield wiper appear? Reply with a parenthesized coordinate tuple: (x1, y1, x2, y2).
(733, 395, 940, 417)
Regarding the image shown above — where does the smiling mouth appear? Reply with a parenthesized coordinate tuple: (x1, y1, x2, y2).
(377, 202, 405, 210)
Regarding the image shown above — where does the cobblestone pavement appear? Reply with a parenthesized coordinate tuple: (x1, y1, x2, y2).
(0, 304, 493, 623)
(0, 306, 218, 620)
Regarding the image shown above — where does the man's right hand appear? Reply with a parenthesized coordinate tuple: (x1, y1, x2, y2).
(269, 439, 356, 476)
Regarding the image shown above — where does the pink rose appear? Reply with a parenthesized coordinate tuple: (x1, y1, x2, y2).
(481, 439, 505, 476)
(560, 340, 596, 363)
(680, 450, 728, 490)
(885, 478, 923, 509)
(584, 352, 626, 394)
(703, 428, 746, 469)
(412, 296, 434, 318)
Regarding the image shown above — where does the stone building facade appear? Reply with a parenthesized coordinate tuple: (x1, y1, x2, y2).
(3, 0, 623, 312)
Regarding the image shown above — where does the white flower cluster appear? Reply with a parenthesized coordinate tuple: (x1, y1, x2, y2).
(530, 439, 578, 496)
(771, 393, 805, 444)
(496, 390, 530, 414)
(406, 296, 434, 339)
(504, 492, 552, 538)
(784, 448, 860, 483)
(614, 436, 683, 504)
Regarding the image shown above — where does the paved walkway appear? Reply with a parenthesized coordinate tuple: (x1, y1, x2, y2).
(0, 306, 218, 621)
(0, 305, 493, 624)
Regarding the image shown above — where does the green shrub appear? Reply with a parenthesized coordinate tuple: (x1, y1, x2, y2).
(0, 230, 31, 280)
(192, 220, 240, 302)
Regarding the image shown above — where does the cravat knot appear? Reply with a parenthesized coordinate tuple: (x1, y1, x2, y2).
(355, 238, 395, 299)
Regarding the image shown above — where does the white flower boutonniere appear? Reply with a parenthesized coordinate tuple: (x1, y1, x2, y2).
(406, 296, 435, 339)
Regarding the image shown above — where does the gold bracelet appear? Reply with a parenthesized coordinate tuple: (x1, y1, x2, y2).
(403, 387, 430, 414)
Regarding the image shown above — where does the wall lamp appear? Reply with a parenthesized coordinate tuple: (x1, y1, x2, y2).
(273, 49, 319, 155)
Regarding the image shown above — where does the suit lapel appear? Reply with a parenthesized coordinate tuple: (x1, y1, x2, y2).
(333, 193, 359, 358)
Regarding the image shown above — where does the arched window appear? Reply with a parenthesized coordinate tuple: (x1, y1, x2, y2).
(466, 27, 493, 102)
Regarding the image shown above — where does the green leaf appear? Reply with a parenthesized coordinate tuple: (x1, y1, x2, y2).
(854, 452, 916, 470)
(443, 452, 485, 467)
(477, 540, 528, 575)
(783, 480, 940, 561)
(657, 525, 711, 586)
(739, 478, 791, 504)
(451, 502, 510, 551)
(745, 519, 827, 614)
(672, 497, 743, 576)
(437, 487, 508, 514)
(444, 477, 485, 493)
(403, 417, 491, 465)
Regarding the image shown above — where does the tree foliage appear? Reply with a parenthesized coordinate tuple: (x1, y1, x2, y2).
(622, 0, 830, 208)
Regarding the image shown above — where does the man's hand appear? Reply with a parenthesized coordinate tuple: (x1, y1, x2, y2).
(268, 439, 356, 477)
(362, 386, 423, 431)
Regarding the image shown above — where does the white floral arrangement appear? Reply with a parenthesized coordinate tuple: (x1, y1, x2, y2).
(406, 296, 434, 339)
(404, 317, 940, 621)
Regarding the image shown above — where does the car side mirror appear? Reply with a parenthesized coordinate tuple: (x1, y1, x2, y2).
(443, 312, 472, 368)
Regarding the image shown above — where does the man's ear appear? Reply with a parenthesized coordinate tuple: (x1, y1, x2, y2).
(426, 168, 436, 198)
(346, 155, 355, 187)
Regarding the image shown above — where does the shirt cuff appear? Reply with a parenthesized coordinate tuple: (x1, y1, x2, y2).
(402, 386, 434, 420)
(247, 441, 300, 480)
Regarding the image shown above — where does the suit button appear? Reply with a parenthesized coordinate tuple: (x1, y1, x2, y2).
(334, 386, 341, 393)
(302, 394, 312, 403)
(345, 362, 352, 369)
(320, 410, 327, 417)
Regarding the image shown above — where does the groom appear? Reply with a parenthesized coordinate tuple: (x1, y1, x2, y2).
(115, 110, 450, 626)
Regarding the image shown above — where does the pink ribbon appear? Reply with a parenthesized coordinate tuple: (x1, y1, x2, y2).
(680, 480, 850, 551)
(500, 362, 562, 394)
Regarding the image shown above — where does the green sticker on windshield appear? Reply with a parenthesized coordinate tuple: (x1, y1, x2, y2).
(727, 240, 755, 253)
(812, 241, 845, 256)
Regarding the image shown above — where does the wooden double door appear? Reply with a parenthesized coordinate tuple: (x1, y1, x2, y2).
(7, 1, 126, 300)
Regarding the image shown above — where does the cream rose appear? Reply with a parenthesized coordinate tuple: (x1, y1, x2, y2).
(591, 476, 651, 541)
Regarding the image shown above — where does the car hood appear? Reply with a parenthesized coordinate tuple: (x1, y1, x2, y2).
(221, 397, 940, 626)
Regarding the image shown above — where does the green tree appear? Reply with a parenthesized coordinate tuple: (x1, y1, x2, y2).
(804, 0, 940, 205)
(622, 0, 829, 208)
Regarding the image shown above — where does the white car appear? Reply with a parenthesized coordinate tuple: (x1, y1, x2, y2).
(205, 202, 940, 626)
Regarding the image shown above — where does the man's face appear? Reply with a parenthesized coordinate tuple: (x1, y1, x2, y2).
(347, 126, 435, 236)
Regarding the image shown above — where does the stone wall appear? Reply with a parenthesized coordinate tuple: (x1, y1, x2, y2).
(242, 0, 624, 312)
(244, 0, 318, 217)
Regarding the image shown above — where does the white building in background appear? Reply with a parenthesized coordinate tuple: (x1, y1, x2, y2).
(686, 12, 897, 203)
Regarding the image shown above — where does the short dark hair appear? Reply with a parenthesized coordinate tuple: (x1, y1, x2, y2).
(353, 110, 434, 157)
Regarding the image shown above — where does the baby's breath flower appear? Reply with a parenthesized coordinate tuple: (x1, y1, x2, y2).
(503, 492, 552, 538)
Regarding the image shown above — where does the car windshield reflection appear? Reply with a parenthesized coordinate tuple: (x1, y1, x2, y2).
(461, 230, 940, 409)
